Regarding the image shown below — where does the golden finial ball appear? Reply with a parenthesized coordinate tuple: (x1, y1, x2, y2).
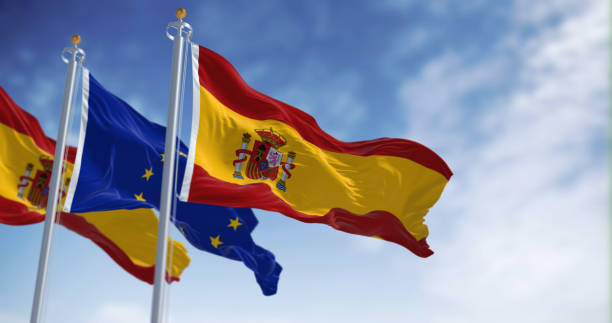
(71, 34, 81, 45)
(176, 8, 186, 19)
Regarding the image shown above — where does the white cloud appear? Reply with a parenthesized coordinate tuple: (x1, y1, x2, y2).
(513, 0, 583, 25)
(374, 0, 489, 16)
(351, 234, 387, 254)
(88, 303, 148, 323)
(194, 1, 304, 52)
(0, 309, 26, 323)
(29, 78, 59, 112)
(381, 27, 430, 77)
(273, 62, 367, 141)
(397, 0, 608, 321)
(167, 304, 294, 323)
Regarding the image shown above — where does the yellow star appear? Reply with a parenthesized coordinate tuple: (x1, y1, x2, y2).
(209, 235, 223, 248)
(134, 192, 146, 202)
(160, 153, 165, 162)
(141, 167, 154, 181)
(227, 217, 243, 231)
(179, 151, 188, 158)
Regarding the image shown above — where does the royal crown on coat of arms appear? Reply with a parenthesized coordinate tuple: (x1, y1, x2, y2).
(232, 128, 296, 192)
(17, 155, 70, 209)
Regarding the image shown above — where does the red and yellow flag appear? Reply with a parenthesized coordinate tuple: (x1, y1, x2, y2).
(0, 86, 189, 283)
(181, 45, 452, 257)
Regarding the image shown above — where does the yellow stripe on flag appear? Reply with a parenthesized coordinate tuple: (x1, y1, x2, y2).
(0, 122, 55, 213)
(79, 209, 189, 277)
(193, 86, 448, 240)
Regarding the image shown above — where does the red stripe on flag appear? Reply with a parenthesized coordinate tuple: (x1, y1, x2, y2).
(59, 211, 180, 284)
(0, 86, 77, 162)
(0, 196, 44, 225)
(188, 164, 433, 257)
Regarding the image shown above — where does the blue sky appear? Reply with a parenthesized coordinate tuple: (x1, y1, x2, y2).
(0, 1, 608, 322)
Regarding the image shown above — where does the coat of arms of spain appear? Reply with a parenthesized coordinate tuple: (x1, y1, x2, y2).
(232, 128, 296, 192)
(17, 155, 70, 209)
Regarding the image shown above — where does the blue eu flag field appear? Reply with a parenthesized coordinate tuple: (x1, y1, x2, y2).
(65, 69, 281, 295)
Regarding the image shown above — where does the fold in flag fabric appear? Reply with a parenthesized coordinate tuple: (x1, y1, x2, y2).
(0, 86, 189, 283)
(64, 69, 281, 295)
(181, 44, 453, 257)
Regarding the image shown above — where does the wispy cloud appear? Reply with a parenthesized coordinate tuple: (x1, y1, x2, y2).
(395, 0, 608, 321)
(374, 0, 493, 16)
(399, 50, 511, 151)
(88, 303, 148, 323)
(512, 0, 583, 25)
(0, 308, 26, 323)
(193, 1, 304, 53)
(380, 27, 430, 77)
(271, 59, 367, 141)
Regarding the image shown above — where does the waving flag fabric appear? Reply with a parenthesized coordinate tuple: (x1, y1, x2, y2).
(64, 70, 281, 295)
(181, 44, 452, 257)
(0, 86, 189, 283)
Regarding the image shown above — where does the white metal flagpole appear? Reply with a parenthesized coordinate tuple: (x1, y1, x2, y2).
(151, 8, 192, 323)
(30, 35, 85, 323)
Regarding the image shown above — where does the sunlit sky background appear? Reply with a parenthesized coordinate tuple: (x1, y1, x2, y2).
(0, 1, 608, 322)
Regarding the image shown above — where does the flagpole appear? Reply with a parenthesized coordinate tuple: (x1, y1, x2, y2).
(30, 35, 85, 323)
(151, 8, 192, 323)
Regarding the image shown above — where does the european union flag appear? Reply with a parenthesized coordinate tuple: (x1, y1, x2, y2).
(65, 69, 281, 295)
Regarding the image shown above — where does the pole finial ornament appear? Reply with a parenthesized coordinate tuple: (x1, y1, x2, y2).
(71, 35, 81, 45)
(176, 8, 186, 19)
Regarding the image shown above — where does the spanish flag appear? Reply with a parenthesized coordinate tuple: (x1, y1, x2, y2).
(0, 86, 189, 283)
(181, 45, 452, 257)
